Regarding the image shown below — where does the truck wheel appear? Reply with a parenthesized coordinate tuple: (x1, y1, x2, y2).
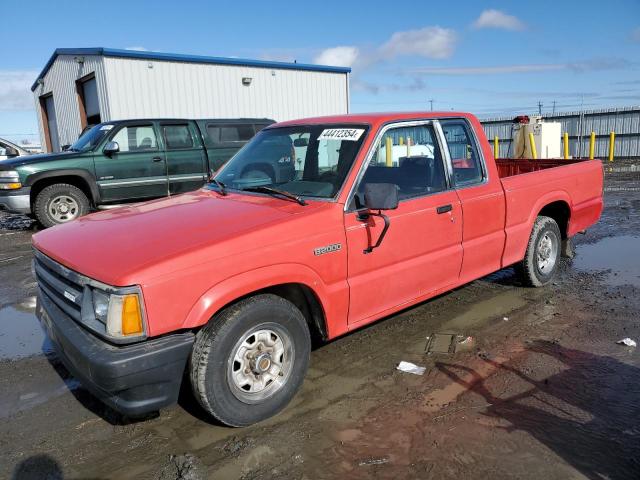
(189, 294, 310, 427)
(517, 215, 561, 287)
(34, 183, 90, 228)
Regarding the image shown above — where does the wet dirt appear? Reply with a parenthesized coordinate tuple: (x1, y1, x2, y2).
(1, 183, 640, 479)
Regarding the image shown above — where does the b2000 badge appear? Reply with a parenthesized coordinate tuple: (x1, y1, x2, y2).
(314, 243, 342, 256)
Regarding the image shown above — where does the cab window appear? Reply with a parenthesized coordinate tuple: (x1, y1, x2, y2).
(111, 125, 158, 152)
(354, 123, 447, 208)
(163, 125, 194, 149)
(441, 120, 484, 186)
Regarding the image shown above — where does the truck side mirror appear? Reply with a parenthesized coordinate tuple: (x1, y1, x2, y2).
(360, 183, 398, 254)
(5, 147, 19, 158)
(364, 183, 398, 211)
(103, 141, 120, 156)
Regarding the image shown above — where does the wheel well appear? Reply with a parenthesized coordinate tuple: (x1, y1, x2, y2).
(30, 176, 95, 209)
(538, 201, 570, 239)
(263, 284, 328, 344)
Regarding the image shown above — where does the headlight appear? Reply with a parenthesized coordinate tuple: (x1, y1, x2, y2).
(92, 288, 145, 339)
(0, 170, 21, 189)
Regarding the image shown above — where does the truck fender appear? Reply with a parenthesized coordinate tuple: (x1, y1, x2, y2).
(182, 263, 333, 330)
(527, 190, 572, 231)
(25, 169, 101, 204)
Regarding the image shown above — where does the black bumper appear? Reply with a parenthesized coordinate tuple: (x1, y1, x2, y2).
(36, 290, 195, 417)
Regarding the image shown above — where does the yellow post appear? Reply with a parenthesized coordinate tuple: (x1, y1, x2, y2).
(493, 136, 499, 159)
(399, 136, 404, 145)
(563, 132, 569, 159)
(589, 131, 596, 159)
(528, 132, 538, 159)
(385, 136, 392, 167)
(608, 131, 615, 162)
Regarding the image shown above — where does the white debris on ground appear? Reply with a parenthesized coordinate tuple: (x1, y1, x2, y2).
(617, 338, 637, 347)
(396, 361, 426, 375)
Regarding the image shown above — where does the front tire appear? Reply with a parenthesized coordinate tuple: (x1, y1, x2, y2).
(517, 215, 561, 287)
(34, 183, 90, 227)
(189, 294, 311, 427)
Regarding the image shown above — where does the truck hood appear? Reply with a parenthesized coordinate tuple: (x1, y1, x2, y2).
(0, 151, 79, 169)
(33, 189, 322, 286)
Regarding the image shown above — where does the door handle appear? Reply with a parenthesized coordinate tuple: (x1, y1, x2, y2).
(152, 156, 163, 162)
(436, 204, 452, 214)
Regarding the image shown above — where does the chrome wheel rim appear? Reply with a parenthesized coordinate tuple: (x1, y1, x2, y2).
(537, 231, 558, 273)
(227, 323, 294, 404)
(49, 195, 79, 223)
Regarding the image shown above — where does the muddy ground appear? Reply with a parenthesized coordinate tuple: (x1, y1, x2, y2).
(1, 170, 639, 479)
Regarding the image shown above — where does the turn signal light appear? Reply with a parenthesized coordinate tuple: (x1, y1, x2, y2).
(0, 182, 22, 190)
(121, 294, 143, 335)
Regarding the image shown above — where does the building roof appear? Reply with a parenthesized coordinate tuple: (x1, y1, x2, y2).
(31, 47, 351, 91)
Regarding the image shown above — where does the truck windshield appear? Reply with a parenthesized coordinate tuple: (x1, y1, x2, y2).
(68, 124, 112, 152)
(214, 124, 369, 199)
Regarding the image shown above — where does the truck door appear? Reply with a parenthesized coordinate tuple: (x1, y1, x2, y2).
(345, 122, 463, 326)
(95, 123, 168, 202)
(439, 119, 506, 283)
(161, 123, 208, 195)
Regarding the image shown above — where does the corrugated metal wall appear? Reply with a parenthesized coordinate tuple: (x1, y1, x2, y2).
(32, 55, 109, 151)
(482, 107, 640, 159)
(103, 57, 348, 122)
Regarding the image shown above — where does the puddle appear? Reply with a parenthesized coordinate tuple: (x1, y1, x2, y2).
(574, 236, 640, 288)
(0, 304, 52, 360)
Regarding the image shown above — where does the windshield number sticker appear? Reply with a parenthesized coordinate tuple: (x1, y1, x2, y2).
(318, 129, 364, 142)
(100, 125, 114, 131)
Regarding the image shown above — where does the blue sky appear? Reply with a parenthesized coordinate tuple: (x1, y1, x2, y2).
(1, 0, 638, 144)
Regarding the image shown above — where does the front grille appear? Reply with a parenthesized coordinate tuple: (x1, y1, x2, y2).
(34, 253, 85, 322)
(34, 250, 108, 335)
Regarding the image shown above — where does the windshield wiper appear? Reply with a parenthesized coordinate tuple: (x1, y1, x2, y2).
(242, 186, 306, 206)
(211, 179, 227, 196)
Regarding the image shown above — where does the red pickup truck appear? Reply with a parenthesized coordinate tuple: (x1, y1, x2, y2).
(33, 112, 603, 426)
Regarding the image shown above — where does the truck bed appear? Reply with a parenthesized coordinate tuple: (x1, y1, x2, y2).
(496, 158, 592, 178)
(497, 157, 604, 269)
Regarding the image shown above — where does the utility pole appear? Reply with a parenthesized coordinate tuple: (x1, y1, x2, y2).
(538, 101, 543, 116)
(429, 99, 434, 111)
(552, 100, 556, 116)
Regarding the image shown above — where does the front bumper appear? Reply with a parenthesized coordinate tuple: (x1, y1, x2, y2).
(36, 289, 195, 417)
(0, 186, 31, 214)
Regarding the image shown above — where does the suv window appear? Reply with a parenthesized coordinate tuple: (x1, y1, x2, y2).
(163, 125, 194, 149)
(354, 123, 447, 207)
(441, 121, 484, 186)
(207, 124, 255, 144)
(111, 125, 158, 152)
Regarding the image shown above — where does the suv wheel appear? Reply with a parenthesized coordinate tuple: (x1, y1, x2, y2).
(189, 294, 310, 427)
(516, 215, 561, 287)
(34, 183, 90, 227)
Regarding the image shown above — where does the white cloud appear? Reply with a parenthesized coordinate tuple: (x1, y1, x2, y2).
(125, 46, 148, 51)
(407, 57, 631, 76)
(473, 9, 525, 31)
(314, 46, 360, 67)
(0, 71, 38, 111)
(380, 26, 457, 60)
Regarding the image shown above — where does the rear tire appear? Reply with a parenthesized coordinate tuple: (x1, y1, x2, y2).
(34, 183, 90, 228)
(516, 215, 561, 287)
(189, 294, 310, 427)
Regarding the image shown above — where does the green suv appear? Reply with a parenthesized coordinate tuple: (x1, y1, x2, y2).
(0, 118, 272, 227)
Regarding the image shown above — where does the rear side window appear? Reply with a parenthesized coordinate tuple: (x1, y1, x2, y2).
(207, 124, 255, 144)
(111, 125, 158, 152)
(441, 121, 484, 186)
(163, 125, 194, 149)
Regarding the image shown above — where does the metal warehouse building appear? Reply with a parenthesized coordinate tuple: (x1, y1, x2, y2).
(31, 48, 351, 152)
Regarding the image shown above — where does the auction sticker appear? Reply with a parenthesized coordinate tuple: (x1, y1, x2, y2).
(318, 128, 364, 141)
